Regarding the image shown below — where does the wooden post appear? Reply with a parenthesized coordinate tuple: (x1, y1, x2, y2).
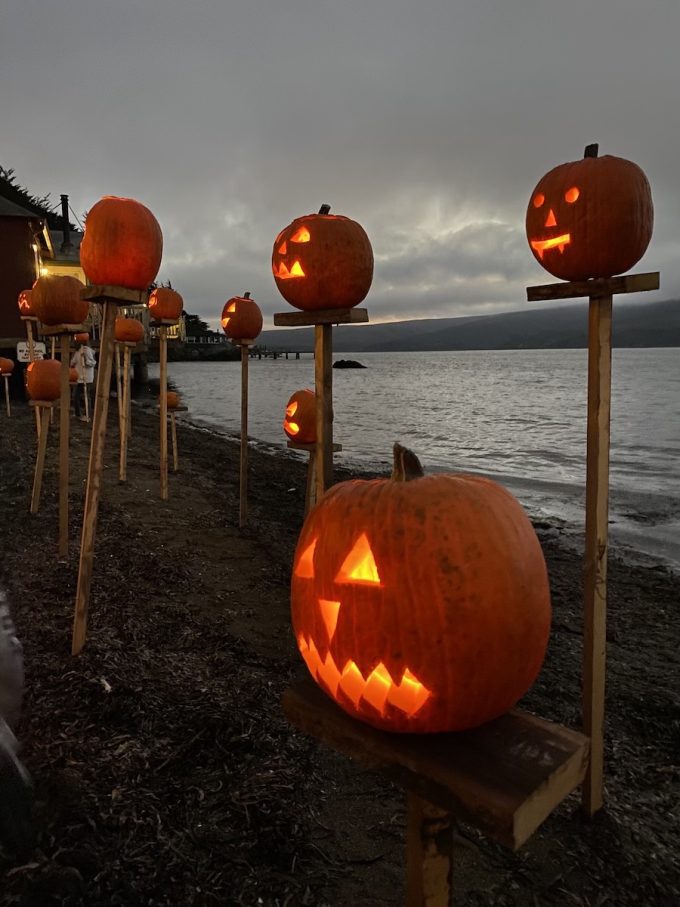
(72, 301, 117, 655)
(238, 341, 254, 527)
(30, 404, 51, 514)
(119, 344, 132, 482)
(59, 333, 71, 558)
(526, 271, 660, 817)
(24, 319, 41, 439)
(170, 412, 179, 473)
(83, 377, 90, 423)
(314, 323, 333, 502)
(115, 343, 123, 437)
(3, 375, 10, 417)
(159, 325, 168, 501)
(286, 440, 343, 515)
(406, 794, 454, 907)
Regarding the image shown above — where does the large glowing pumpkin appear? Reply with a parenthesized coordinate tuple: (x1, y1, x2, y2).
(114, 317, 144, 344)
(284, 389, 316, 444)
(291, 444, 551, 733)
(221, 292, 263, 341)
(272, 205, 373, 311)
(17, 290, 35, 317)
(26, 360, 61, 402)
(80, 196, 163, 290)
(149, 287, 183, 322)
(526, 144, 653, 281)
(0, 358, 15, 374)
(31, 275, 88, 326)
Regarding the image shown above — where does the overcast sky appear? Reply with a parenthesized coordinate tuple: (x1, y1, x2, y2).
(2, 0, 678, 328)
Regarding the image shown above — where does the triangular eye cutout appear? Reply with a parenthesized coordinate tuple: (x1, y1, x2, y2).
(278, 241, 287, 255)
(295, 538, 317, 578)
(290, 226, 310, 243)
(336, 533, 382, 586)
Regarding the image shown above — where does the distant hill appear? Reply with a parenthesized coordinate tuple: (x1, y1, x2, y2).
(259, 298, 680, 352)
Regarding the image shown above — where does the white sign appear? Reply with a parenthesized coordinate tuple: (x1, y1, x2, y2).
(16, 342, 46, 363)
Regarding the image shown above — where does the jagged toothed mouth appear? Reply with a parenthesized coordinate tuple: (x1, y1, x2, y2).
(531, 234, 571, 259)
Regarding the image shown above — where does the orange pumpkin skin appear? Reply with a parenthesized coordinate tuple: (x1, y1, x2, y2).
(17, 289, 35, 317)
(292, 465, 551, 733)
(221, 294, 263, 341)
(284, 389, 316, 443)
(526, 145, 653, 281)
(26, 360, 61, 402)
(149, 287, 183, 322)
(31, 275, 88, 326)
(165, 391, 180, 409)
(80, 196, 163, 290)
(272, 207, 373, 311)
(69, 367, 79, 384)
(114, 317, 145, 344)
(75, 332, 90, 344)
(0, 358, 15, 374)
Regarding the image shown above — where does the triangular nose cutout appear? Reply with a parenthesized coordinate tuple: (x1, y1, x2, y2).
(545, 209, 557, 228)
(336, 533, 382, 585)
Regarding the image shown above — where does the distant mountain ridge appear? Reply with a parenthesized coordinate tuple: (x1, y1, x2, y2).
(259, 298, 680, 352)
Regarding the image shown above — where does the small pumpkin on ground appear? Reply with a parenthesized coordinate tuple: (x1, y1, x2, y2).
(291, 443, 551, 733)
(149, 287, 183, 323)
(26, 360, 61, 402)
(272, 205, 373, 311)
(114, 318, 145, 344)
(221, 292, 263, 341)
(526, 144, 653, 281)
(31, 275, 88, 326)
(283, 389, 316, 443)
(80, 196, 163, 290)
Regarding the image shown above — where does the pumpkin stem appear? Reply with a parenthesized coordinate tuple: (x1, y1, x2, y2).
(584, 143, 599, 158)
(243, 291, 251, 299)
(392, 443, 425, 482)
(318, 204, 331, 215)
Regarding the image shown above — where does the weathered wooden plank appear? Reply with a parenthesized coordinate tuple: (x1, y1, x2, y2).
(239, 342, 249, 526)
(283, 678, 589, 851)
(406, 793, 454, 906)
(81, 285, 149, 305)
(273, 307, 369, 327)
(58, 334, 71, 558)
(526, 272, 659, 302)
(314, 324, 333, 500)
(40, 323, 88, 336)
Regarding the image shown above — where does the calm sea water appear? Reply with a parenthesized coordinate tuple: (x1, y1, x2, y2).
(150, 349, 680, 570)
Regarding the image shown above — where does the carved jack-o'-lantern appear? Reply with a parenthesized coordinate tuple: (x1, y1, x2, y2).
(31, 275, 88, 326)
(115, 317, 144, 344)
(292, 444, 551, 733)
(149, 287, 183, 323)
(26, 360, 61, 402)
(17, 290, 35, 317)
(272, 205, 373, 311)
(526, 144, 654, 281)
(0, 358, 15, 375)
(221, 292, 263, 341)
(80, 196, 163, 290)
(283, 389, 316, 444)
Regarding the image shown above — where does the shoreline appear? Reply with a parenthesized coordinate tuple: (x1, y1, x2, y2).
(0, 402, 678, 906)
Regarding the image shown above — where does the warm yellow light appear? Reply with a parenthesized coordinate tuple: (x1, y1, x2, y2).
(318, 598, 341, 642)
(530, 234, 571, 259)
(544, 209, 557, 228)
(290, 261, 305, 277)
(295, 539, 317, 578)
(40, 267, 49, 276)
(565, 186, 580, 203)
(533, 193, 545, 208)
(287, 421, 300, 435)
(286, 401, 298, 418)
(290, 226, 310, 243)
(336, 533, 382, 586)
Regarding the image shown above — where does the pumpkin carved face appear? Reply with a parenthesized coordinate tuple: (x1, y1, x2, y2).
(526, 144, 653, 281)
(272, 205, 373, 311)
(284, 389, 315, 443)
(221, 292, 263, 341)
(291, 445, 551, 733)
(17, 290, 35, 317)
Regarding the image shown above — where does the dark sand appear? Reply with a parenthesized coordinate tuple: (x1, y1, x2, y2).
(0, 400, 678, 906)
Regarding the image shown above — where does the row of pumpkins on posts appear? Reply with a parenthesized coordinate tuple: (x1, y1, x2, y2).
(20, 144, 655, 734)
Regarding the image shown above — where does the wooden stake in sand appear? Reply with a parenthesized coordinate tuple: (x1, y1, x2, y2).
(527, 270, 660, 817)
(72, 285, 149, 656)
(237, 340, 255, 527)
(21, 316, 42, 439)
(156, 322, 170, 500)
(2, 375, 10, 417)
(116, 341, 136, 482)
(286, 440, 342, 515)
(274, 308, 369, 502)
(41, 323, 88, 559)
(168, 405, 188, 474)
(28, 401, 54, 514)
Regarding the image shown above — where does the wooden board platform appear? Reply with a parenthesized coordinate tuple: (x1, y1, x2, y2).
(150, 318, 181, 326)
(273, 307, 369, 327)
(527, 271, 659, 302)
(82, 286, 149, 305)
(40, 323, 88, 336)
(283, 678, 589, 851)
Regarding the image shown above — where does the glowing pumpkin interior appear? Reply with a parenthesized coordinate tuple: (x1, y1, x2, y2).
(529, 185, 580, 260)
(273, 225, 310, 280)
